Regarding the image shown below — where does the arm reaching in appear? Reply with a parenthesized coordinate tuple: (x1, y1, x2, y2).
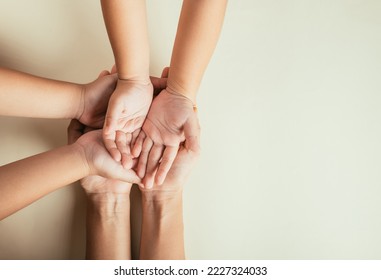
(0, 121, 140, 221)
(101, 0, 152, 162)
(0, 67, 117, 128)
(68, 121, 132, 260)
(135, 0, 227, 188)
(139, 114, 200, 260)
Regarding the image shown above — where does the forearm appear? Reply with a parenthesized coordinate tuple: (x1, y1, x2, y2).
(86, 193, 131, 260)
(0, 67, 82, 118)
(0, 144, 88, 220)
(140, 190, 185, 260)
(101, 0, 150, 81)
(168, 0, 227, 102)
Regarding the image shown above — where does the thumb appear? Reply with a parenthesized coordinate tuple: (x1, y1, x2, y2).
(184, 112, 201, 154)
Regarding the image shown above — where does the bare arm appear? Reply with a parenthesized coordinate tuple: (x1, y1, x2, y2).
(140, 190, 184, 259)
(0, 144, 88, 220)
(136, 0, 226, 187)
(86, 193, 131, 259)
(101, 0, 153, 162)
(0, 67, 82, 119)
(67, 120, 133, 260)
(168, 0, 227, 102)
(100, 0, 150, 81)
(0, 67, 118, 128)
(139, 114, 200, 259)
(0, 122, 140, 221)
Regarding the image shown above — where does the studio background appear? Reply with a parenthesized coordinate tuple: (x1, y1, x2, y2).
(1, 0, 381, 259)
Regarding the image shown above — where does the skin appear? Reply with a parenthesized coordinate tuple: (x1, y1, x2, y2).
(140, 0, 226, 188)
(69, 69, 168, 260)
(101, 0, 153, 163)
(0, 68, 154, 220)
(139, 113, 201, 259)
(0, 67, 118, 128)
(0, 122, 140, 221)
(68, 120, 133, 260)
(101, 0, 227, 188)
(72, 69, 200, 260)
(69, 115, 199, 260)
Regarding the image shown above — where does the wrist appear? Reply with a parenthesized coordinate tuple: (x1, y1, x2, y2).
(166, 79, 197, 104)
(70, 142, 91, 177)
(141, 188, 183, 204)
(87, 193, 130, 218)
(74, 84, 85, 120)
(141, 189, 183, 218)
(117, 74, 151, 85)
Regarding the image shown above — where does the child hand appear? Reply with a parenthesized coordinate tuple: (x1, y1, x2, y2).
(67, 120, 140, 184)
(139, 113, 200, 195)
(133, 88, 199, 189)
(102, 79, 153, 163)
(77, 70, 118, 129)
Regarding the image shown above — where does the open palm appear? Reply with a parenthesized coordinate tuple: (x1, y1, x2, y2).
(134, 89, 199, 188)
(103, 80, 153, 162)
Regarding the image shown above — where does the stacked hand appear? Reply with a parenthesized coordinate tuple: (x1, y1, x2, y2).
(68, 119, 140, 184)
(102, 79, 153, 165)
(77, 71, 117, 129)
(80, 66, 200, 189)
(133, 89, 199, 188)
(99, 67, 199, 188)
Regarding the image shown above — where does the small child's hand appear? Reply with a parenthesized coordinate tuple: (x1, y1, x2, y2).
(133, 89, 198, 189)
(139, 113, 200, 196)
(67, 119, 140, 184)
(77, 70, 118, 129)
(102, 79, 153, 163)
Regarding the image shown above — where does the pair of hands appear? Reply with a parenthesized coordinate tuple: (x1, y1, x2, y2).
(102, 68, 199, 188)
(70, 69, 200, 194)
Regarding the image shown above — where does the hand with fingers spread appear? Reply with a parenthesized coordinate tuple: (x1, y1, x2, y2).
(133, 88, 199, 189)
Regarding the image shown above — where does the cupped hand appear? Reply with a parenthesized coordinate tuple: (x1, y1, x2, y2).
(133, 88, 199, 189)
(139, 114, 200, 194)
(67, 119, 140, 184)
(68, 119, 133, 194)
(102, 79, 153, 164)
(77, 70, 118, 128)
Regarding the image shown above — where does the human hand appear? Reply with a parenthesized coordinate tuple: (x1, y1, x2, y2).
(77, 70, 118, 128)
(139, 115, 200, 197)
(67, 119, 140, 184)
(67, 119, 133, 195)
(102, 78, 153, 163)
(133, 88, 199, 189)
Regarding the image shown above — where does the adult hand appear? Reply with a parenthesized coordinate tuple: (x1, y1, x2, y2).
(67, 119, 140, 184)
(77, 70, 118, 129)
(134, 88, 199, 189)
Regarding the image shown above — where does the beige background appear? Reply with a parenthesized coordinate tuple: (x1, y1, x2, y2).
(1, 0, 381, 259)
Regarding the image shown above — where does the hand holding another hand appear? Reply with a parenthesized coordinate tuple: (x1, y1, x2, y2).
(77, 70, 118, 129)
(67, 119, 140, 185)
